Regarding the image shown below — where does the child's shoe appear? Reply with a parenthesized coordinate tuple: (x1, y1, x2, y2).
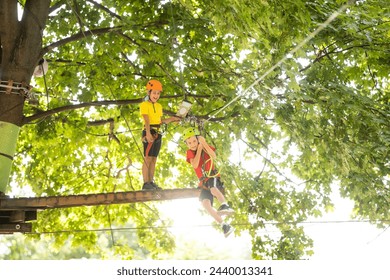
(142, 182, 162, 190)
(151, 182, 162, 190)
(142, 182, 156, 190)
(222, 223, 235, 238)
(217, 204, 235, 216)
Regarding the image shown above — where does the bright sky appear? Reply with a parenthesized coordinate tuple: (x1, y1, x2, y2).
(161, 138, 390, 261)
(158, 189, 390, 260)
(305, 191, 390, 260)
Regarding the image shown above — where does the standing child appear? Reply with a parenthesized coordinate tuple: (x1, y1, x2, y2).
(140, 80, 179, 190)
(183, 127, 235, 237)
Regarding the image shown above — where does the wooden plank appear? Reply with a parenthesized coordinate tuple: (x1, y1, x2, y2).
(0, 188, 200, 210)
(9, 210, 25, 223)
(0, 210, 37, 223)
(0, 223, 32, 234)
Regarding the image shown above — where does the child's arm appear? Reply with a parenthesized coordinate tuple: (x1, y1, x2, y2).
(198, 136, 216, 159)
(189, 142, 203, 169)
(162, 116, 181, 124)
(142, 114, 154, 142)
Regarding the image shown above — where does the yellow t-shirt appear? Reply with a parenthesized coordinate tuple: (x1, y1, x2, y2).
(140, 101, 163, 125)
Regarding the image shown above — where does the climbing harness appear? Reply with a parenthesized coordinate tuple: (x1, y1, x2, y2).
(182, 127, 223, 191)
(197, 151, 223, 190)
(143, 125, 162, 157)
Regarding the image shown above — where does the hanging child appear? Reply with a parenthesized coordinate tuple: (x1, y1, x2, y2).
(182, 127, 235, 237)
(140, 80, 180, 190)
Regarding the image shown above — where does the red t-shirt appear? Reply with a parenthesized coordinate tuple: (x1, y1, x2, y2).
(186, 147, 216, 179)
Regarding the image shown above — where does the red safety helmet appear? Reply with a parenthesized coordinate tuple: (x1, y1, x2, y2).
(146, 80, 163, 91)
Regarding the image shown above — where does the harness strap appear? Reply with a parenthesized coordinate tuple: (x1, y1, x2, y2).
(144, 133, 159, 157)
(198, 176, 225, 195)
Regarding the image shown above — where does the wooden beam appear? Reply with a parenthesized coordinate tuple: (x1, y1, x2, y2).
(0, 188, 200, 210)
(0, 210, 37, 223)
(0, 223, 32, 234)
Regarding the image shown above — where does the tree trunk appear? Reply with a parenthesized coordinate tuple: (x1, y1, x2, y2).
(0, 0, 51, 193)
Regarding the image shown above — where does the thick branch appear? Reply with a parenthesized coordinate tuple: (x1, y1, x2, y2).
(40, 26, 123, 56)
(22, 95, 180, 125)
(87, 118, 115, 127)
(23, 98, 141, 124)
(48, 0, 66, 15)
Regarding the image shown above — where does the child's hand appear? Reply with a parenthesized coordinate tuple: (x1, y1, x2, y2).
(146, 133, 155, 143)
(172, 116, 181, 122)
(197, 136, 206, 144)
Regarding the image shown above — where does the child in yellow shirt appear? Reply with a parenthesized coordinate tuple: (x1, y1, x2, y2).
(140, 80, 179, 190)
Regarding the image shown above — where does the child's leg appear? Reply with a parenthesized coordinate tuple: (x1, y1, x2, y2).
(148, 156, 157, 182)
(142, 156, 157, 182)
(201, 199, 223, 224)
(210, 186, 226, 204)
(210, 185, 234, 216)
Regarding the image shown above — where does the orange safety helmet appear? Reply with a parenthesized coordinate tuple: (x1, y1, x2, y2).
(146, 80, 163, 91)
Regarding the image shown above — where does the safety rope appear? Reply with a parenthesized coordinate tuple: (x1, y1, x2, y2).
(201, 155, 220, 179)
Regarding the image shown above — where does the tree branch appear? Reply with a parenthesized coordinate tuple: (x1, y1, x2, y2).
(86, 0, 122, 21)
(240, 134, 298, 185)
(23, 98, 141, 125)
(300, 43, 372, 72)
(48, 0, 66, 15)
(22, 95, 181, 125)
(70, 0, 85, 32)
(40, 26, 123, 56)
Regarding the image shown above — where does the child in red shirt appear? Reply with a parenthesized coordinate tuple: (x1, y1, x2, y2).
(183, 127, 235, 237)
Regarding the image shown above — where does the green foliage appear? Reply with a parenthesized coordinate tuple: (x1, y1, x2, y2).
(2, 0, 389, 260)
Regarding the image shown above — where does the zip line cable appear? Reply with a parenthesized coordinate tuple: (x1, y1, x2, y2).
(205, 2, 353, 122)
(367, 225, 390, 245)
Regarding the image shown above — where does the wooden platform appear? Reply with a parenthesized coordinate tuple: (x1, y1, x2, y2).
(0, 188, 200, 234)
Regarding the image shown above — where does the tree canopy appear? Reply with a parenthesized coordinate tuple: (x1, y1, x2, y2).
(0, 0, 389, 260)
